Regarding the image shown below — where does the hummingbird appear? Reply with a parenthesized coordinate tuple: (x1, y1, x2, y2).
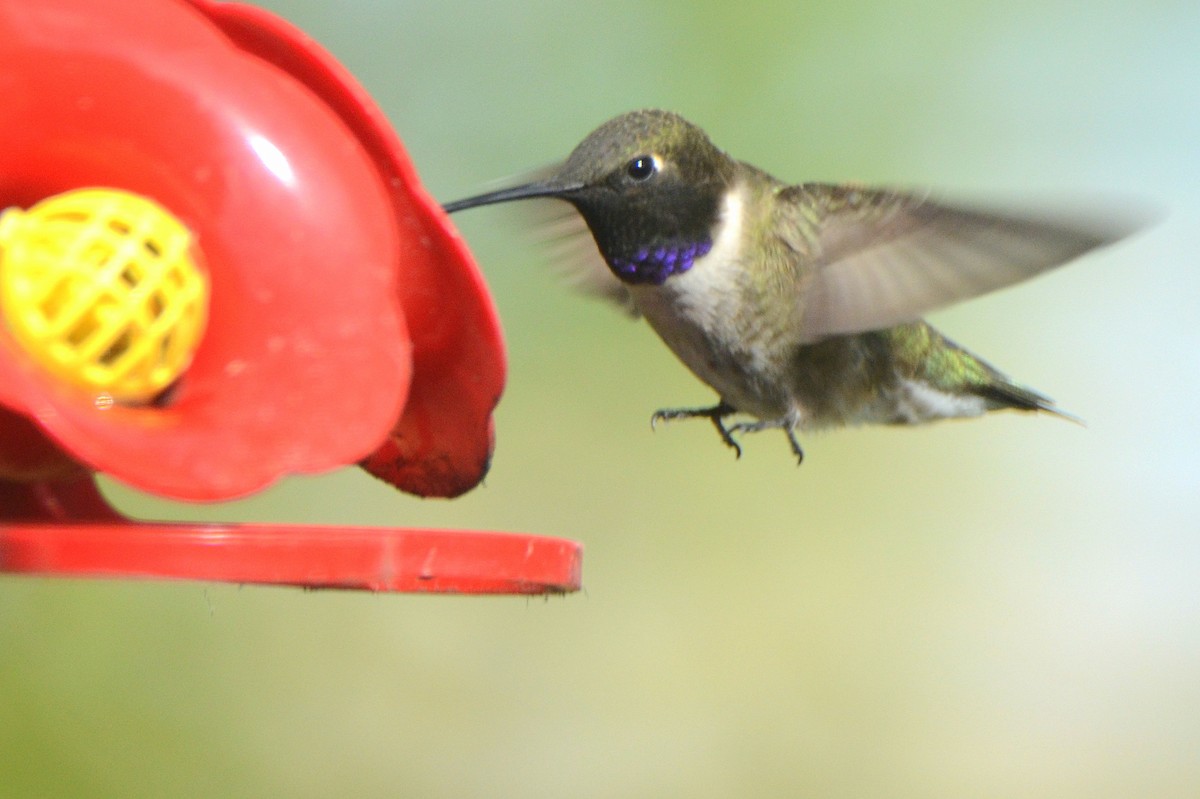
(444, 109, 1133, 463)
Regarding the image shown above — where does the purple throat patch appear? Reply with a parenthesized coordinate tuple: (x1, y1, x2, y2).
(610, 240, 713, 285)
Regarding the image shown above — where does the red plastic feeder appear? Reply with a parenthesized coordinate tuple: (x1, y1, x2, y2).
(0, 0, 582, 594)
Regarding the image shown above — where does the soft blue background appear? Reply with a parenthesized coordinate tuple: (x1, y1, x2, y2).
(4, 1, 1199, 797)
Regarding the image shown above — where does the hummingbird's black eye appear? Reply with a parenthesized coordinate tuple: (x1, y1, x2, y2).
(626, 155, 656, 181)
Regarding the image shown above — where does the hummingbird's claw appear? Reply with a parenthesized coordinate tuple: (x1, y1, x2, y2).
(727, 419, 805, 466)
(650, 403, 805, 463)
(650, 402, 741, 458)
(785, 428, 805, 466)
(713, 417, 742, 459)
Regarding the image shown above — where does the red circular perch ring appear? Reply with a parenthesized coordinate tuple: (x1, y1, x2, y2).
(1, 523, 583, 594)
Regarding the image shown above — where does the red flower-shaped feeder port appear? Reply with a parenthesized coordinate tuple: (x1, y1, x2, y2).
(0, 0, 582, 594)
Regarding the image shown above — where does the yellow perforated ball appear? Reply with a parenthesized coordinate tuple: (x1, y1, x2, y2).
(0, 189, 208, 403)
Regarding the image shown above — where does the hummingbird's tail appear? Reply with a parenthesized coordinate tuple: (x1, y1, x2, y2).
(893, 322, 1084, 425)
(974, 380, 1085, 425)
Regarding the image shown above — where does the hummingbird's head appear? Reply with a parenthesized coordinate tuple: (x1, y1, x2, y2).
(444, 110, 736, 285)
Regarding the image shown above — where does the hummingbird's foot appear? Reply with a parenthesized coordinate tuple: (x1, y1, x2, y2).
(727, 419, 805, 465)
(650, 401, 742, 458)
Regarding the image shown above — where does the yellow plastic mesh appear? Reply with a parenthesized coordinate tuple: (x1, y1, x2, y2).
(0, 188, 208, 403)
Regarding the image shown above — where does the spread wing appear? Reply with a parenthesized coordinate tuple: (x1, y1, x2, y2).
(777, 184, 1142, 342)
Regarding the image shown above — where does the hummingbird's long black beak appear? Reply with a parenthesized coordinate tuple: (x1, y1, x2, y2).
(442, 180, 583, 213)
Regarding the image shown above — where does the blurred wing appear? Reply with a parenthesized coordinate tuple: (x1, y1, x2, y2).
(533, 197, 638, 316)
(779, 184, 1141, 341)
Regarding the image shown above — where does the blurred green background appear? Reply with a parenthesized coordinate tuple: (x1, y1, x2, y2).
(4, 1, 1199, 796)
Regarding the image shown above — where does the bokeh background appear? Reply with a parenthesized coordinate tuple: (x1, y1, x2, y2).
(3, 1, 1199, 796)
